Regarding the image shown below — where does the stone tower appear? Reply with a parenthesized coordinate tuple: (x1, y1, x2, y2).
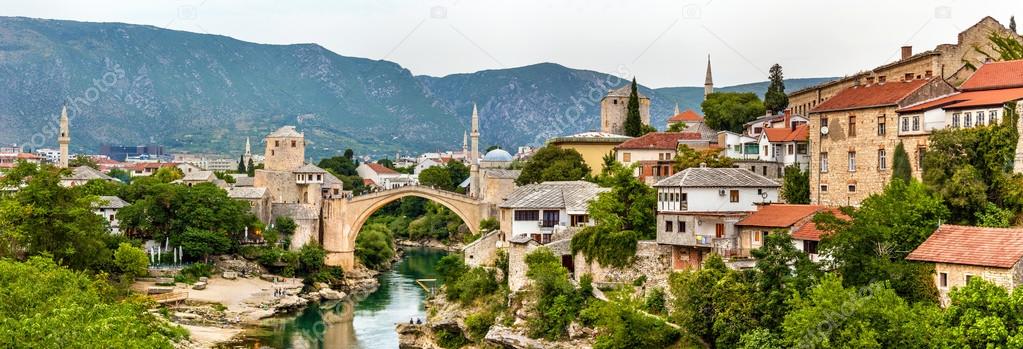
(243, 137, 252, 164)
(469, 104, 480, 197)
(704, 55, 714, 98)
(599, 82, 651, 135)
(462, 130, 468, 159)
(263, 126, 305, 172)
(58, 105, 70, 168)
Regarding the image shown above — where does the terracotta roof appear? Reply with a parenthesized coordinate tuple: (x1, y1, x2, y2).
(16, 153, 41, 160)
(960, 60, 1023, 91)
(784, 125, 810, 142)
(898, 87, 1023, 113)
(907, 225, 1023, 268)
(761, 128, 791, 142)
(811, 79, 929, 113)
(736, 204, 825, 228)
(364, 162, 398, 175)
(615, 132, 701, 150)
(790, 208, 850, 241)
(668, 109, 704, 123)
(362, 178, 376, 186)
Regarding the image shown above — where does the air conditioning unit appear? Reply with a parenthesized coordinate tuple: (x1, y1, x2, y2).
(718, 189, 726, 196)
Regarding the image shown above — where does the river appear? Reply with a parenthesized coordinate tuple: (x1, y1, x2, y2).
(232, 247, 447, 349)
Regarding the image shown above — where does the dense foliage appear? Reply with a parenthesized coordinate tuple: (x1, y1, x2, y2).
(572, 163, 655, 267)
(0, 257, 186, 347)
(580, 286, 681, 349)
(516, 145, 591, 185)
(780, 165, 810, 204)
(701, 92, 767, 133)
(317, 151, 367, 193)
(673, 144, 734, 171)
(524, 248, 586, 340)
(892, 141, 912, 183)
(624, 77, 644, 137)
(418, 161, 469, 192)
(763, 64, 788, 114)
(355, 223, 396, 270)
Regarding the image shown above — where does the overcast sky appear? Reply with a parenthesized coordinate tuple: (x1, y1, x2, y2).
(5, 0, 1022, 87)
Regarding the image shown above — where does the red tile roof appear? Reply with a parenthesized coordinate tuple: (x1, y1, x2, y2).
(615, 132, 701, 150)
(736, 204, 825, 228)
(668, 109, 704, 123)
(16, 153, 41, 160)
(898, 87, 1023, 113)
(760, 125, 809, 143)
(907, 225, 1023, 268)
(811, 79, 929, 113)
(790, 208, 850, 241)
(362, 178, 376, 186)
(365, 162, 398, 175)
(960, 60, 1023, 91)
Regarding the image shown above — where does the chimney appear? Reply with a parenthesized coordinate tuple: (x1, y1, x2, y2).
(699, 162, 707, 168)
(901, 46, 912, 60)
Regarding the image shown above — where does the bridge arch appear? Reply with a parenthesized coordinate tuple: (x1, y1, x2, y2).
(322, 186, 483, 269)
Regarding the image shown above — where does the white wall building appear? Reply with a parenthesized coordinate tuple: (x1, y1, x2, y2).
(93, 196, 128, 234)
(498, 181, 607, 244)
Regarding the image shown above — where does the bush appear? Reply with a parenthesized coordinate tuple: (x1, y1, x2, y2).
(447, 267, 499, 305)
(298, 243, 326, 275)
(465, 310, 497, 341)
(113, 243, 149, 278)
(175, 263, 213, 284)
(580, 291, 681, 349)
(355, 223, 395, 270)
(434, 327, 470, 349)
(436, 254, 469, 284)
(310, 266, 345, 287)
(644, 287, 667, 315)
(571, 227, 638, 268)
(524, 248, 582, 340)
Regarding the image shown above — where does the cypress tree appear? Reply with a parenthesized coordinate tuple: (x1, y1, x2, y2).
(1011, 16, 1017, 33)
(247, 158, 256, 177)
(237, 155, 247, 173)
(623, 78, 643, 137)
(764, 64, 789, 114)
(892, 141, 912, 183)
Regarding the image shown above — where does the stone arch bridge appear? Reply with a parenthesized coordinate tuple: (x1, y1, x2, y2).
(322, 185, 484, 269)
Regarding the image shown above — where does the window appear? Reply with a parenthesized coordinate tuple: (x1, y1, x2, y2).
(877, 116, 886, 136)
(925, 70, 933, 77)
(952, 113, 961, 128)
(754, 231, 762, 242)
(729, 190, 739, 203)
(848, 184, 856, 192)
(977, 112, 986, 126)
(939, 272, 948, 288)
(912, 115, 920, 131)
(291, 140, 297, 147)
(613, 99, 618, 105)
(803, 240, 819, 255)
(990, 110, 998, 125)
(666, 221, 673, 232)
(964, 112, 972, 128)
(878, 75, 886, 83)
(901, 117, 910, 132)
(679, 221, 687, 232)
(904, 73, 913, 80)
(821, 117, 829, 128)
(788, 144, 794, 155)
(848, 116, 856, 136)
(715, 224, 725, 238)
(514, 210, 539, 221)
(820, 184, 829, 192)
(878, 149, 887, 170)
(820, 152, 829, 173)
(763, 145, 769, 156)
(917, 147, 926, 169)
(797, 144, 808, 155)
(275, 140, 280, 147)
(848, 151, 856, 172)
(866, 76, 875, 84)
(622, 152, 631, 162)
(681, 193, 688, 202)
(966, 275, 975, 284)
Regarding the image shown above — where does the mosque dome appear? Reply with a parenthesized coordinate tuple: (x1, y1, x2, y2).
(482, 149, 513, 162)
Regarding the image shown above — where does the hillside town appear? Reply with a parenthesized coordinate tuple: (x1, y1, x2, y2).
(5, 6, 1023, 349)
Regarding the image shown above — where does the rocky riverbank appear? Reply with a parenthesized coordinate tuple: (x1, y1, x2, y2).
(396, 238, 465, 252)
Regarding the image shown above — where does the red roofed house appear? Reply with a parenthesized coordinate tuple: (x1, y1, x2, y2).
(756, 124, 810, 175)
(908, 225, 1023, 306)
(615, 132, 707, 185)
(897, 59, 1023, 175)
(665, 105, 716, 139)
(735, 204, 843, 262)
(808, 77, 956, 207)
(357, 162, 417, 190)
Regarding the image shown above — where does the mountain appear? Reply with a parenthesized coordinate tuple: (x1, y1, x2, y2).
(0, 16, 834, 158)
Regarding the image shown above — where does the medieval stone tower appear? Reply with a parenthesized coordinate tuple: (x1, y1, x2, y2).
(704, 55, 714, 98)
(263, 126, 305, 171)
(58, 105, 70, 168)
(599, 83, 651, 135)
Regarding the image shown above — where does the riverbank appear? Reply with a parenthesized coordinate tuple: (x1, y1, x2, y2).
(395, 238, 464, 252)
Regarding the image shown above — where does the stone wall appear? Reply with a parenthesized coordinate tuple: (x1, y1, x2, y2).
(463, 230, 503, 268)
(600, 95, 651, 135)
(264, 135, 305, 171)
(934, 262, 1019, 307)
(573, 240, 672, 290)
(507, 240, 539, 292)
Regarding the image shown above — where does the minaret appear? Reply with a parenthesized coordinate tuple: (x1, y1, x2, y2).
(243, 137, 252, 163)
(674, 103, 680, 115)
(704, 55, 714, 98)
(469, 104, 480, 198)
(58, 105, 70, 168)
(462, 130, 468, 160)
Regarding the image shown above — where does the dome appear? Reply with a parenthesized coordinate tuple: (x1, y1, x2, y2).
(483, 149, 513, 162)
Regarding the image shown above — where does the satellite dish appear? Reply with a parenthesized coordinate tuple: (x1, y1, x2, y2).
(820, 126, 830, 135)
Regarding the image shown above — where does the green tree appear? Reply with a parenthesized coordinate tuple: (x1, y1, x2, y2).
(751, 232, 820, 331)
(247, 158, 255, 176)
(891, 141, 912, 183)
(624, 77, 643, 137)
(668, 255, 753, 348)
(355, 223, 395, 270)
(377, 158, 395, 169)
(780, 165, 810, 204)
(297, 243, 326, 275)
(674, 144, 734, 171)
(419, 166, 454, 190)
(516, 145, 591, 185)
(0, 257, 186, 348)
(237, 155, 247, 173)
(943, 277, 1023, 347)
(114, 242, 149, 278)
(580, 287, 680, 349)
(701, 92, 767, 133)
(69, 155, 99, 169)
(343, 148, 354, 160)
(174, 228, 233, 263)
(524, 248, 584, 341)
(571, 164, 656, 267)
(667, 122, 687, 132)
(764, 64, 788, 114)
(108, 168, 132, 183)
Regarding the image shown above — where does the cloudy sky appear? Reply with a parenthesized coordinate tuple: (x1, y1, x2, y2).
(6, 0, 1022, 87)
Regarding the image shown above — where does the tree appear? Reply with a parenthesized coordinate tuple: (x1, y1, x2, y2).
(152, 166, 183, 183)
(108, 168, 132, 183)
(0, 257, 186, 348)
(247, 158, 255, 177)
(524, 248, 584, 340)
(624, 77, 643, 137)
(579, 287, 680, 349)
(377, 158, 395, 169)
(174, 228, 233, 263)
(674, 144, 733, 171)
(237, 155, 246, 173)
(485, 145, 501, 152)
(118, 182, 255, 241)
(667, 122, 687, 132)
(780, 165, 810, 204)
(343, 148, 354, 160)
(701, 92, 767, 133)
(764, 64, 789, 114)
(355, 223, 395, 270)
(668, 255, 753, 348)
(114, 242, 149, 278)
(943, 277, 1023, 348)
(1012, 16, 1017, 33)
(572, 165, 656, 267)
(418, 166, 453, 190)
(297, 243, 326, 275)
(68, 155, 99, 169)
(516, 145, 591, 185)
(318, 155, 358, 176)
(751, 232, 820, 331)
(892, 141, 912, 183)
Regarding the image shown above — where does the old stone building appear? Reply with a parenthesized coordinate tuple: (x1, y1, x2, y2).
(808, 78, 955, 206)
(908, 225, 1023, 306)
(600, 84, 651, 135)
(547, 132, 631, 174)
(789, 17, 1021, 119)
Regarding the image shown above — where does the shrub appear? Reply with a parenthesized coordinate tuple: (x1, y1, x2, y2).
(447, 267, 499, 305)
(310, 266, 345, 286)
(298, 243, 326, 275)
(524, 248, 582, 340)
(436, 254, 469, 284)
(580, 291, 681, 349)
(644, 287, 667, 315)
(113, 242, 149, 278)
(465, 310, 497, 341)
(175, 263, 213, 284)
(434, 327, 470, 349)
(571, 227, 638, 268)
(479, 217, 499, 232)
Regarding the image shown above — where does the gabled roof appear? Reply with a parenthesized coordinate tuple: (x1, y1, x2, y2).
(363, 178, 376, 186)
(761, 125, 809, 142)
(499, 181, 608, 212)
(93, 196, 128, 209)
(267, 126, 303, 138)
(363, 162, 398, 175)
(898, 87, 1023, 113)
(295, 164, 326, 173)
(790, 208, 850, 241)
(668, 109, 704, 123)
(811, 79, 930, 113)
(615, 132, 701, 150)
(65, 166, 116, 182)
(181, 170, 215, 181)
(227, 187, 268, 200)
(654, 167, 780, 188)
(960, 60, 1023, 91)
(736, 204, 825, 228)
(907, 225, 1023, 268)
